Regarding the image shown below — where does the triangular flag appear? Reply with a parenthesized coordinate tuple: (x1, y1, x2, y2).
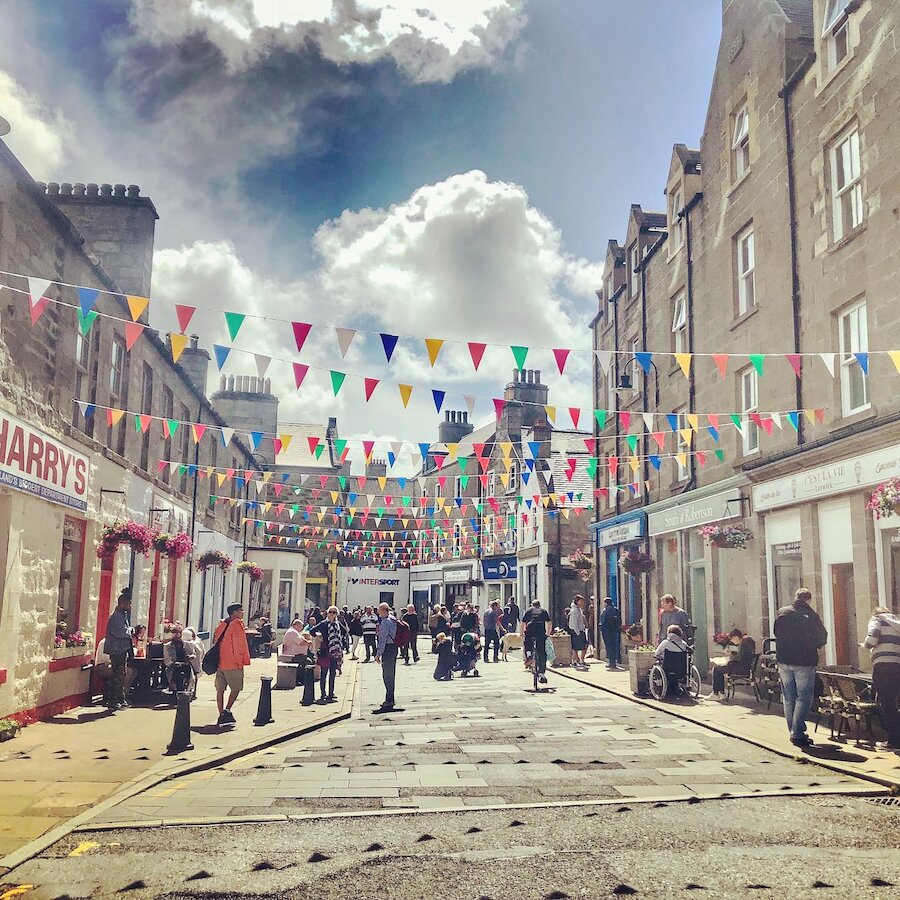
(820, 353, 836, 377)
(545, 405, 556, 424)
(595, 350, 614, 376)
(126, 294, 149, 322)
(398, 384, 413, 408)
(674, 353, 692, 378)
(125, 321, 145, 351)
(493, 398, 505, 421)
(77, 309, 98, 335)
(888, 351, 900, 375)
(854, 352, 869, 375)
(330, 370, 346, 395)
(307, 436, 320, 454)
(749, 354, 765, 376)
(293, 363, 309, 389)
(787, 411, 800, 431)
(170, 332, 189, 363)
(224, 311, 245, 341)
(78, 287, 99, 317)
(27, 277, 52, 321)
(553, 348, 570, 374)
(432, 390, 445, 413)
(424, 338, 444, 366)
(192, 423, 207, 443)
(594, 409, 608, 429)
(175, 304, 196, 333)
(221, 427, 235, 447)
(292, 321, 312, 353)
(468, 342, 487, 371)
(635, 352, 653, 374)
(213, 344, 230, 370)
(712, 354, 729, 379)
(786, 354, 802, 378)
(511, 345, 528, 369)
(106, 407, 125, 426)
(569, 407, 581, 428)
(335, 327, 356, 358)
(464, 394, 476, 418)
(252, 354, 270, 378)
(364, 377, 379, 401)
(380, 333, 398, 362)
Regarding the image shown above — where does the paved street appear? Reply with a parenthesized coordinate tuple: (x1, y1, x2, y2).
(3, 656, 898, 898)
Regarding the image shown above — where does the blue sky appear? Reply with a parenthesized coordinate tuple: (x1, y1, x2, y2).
(0, 0, 722, 465)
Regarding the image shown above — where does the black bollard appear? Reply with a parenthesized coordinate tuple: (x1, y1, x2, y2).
(166, 691, 194, 753)
(254, 675, 274, 726)
(301, 665, 316, 707)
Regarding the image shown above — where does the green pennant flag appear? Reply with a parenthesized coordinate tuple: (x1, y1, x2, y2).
(291, 505, 299, 514)
(460, 475, 470, 490)
(401, 496, 411, 507)
(314, 444, 325, 460)
(224, 311, 245, 341)
(729, 413, 742, 430)
(476, 503, 484, 514)
(511, 345, 529, 370)
(167, 419, 180, 437)
(715, 449, 725, 461)
(335, 439, 347, 456)
(338, 475, 347, 489)
(178, 464, 187, 476)
(209, 496, 217, 508)
(586, 458, 598, 479)
(458, 457, 470, 473)
(594, 409, 608, 429)
(576, 492, 583, 502)
(749, 354, 765, 376)
(430, 518, 437, 527)
(626, 434, 639, 453)
(317, 542, 325, 550)
(377, 507, 385, 517)
(133, 415, 142, 433)
(330, 370, 346, 395)
(77, 309, 98, 335)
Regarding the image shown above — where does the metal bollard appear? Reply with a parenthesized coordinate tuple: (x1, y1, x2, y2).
(253, 675, 274, 726)
(166, 691, 194, 753)
(301, 666, 316, 707)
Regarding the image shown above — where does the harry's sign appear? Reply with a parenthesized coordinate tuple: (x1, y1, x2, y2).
(0, 410, 89, 511)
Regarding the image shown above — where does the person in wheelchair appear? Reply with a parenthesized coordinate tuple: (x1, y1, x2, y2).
(653, 625, 692, 697)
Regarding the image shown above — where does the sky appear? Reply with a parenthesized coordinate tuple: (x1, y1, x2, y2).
(0, 0, 722, 474)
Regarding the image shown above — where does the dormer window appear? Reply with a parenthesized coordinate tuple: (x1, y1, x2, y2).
(731, 103, 750, 181)
(823, 0, 851, 71)
(670, 186, 683, 252)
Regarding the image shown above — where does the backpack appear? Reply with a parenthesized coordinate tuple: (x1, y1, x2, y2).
(201, 620, 231, 675)
(394, 619, 410, 649)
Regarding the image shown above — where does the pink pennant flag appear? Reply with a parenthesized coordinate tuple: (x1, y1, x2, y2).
(786, 354, 802, 378)
(568, 407, 581, 428)
(583, 438, 597, 453)
(618, 411, 631, 429)
(697, 451, 707, 466)
(712, 354, 729, 379)
(292, 321, 312, 353)
(493, 398, 505, 421)
(362, 440, 375, 461)
(175, 304, 196, 333)
(760, 416, 775, 436)
(364, 377, 379, 401)
(707, 414, 720, 429)
(608, 456, 620, 477)
(293, 363, 309, 389)
(191, 423, 207, 443)
(27, 277, 52, 325)
(468, 342, 487, 371)
(651, 431, 665, 450)
(553, 348, 570, 374)
(125, 321, 144, 351)
(139, 414, 153, 433)
(273, 438, 283, 456)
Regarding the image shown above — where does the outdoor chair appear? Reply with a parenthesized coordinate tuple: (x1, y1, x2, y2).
(813, 671, 843, 740)
(831, 675, 881, 745)
(759, 656, 781, 709)
(723, 652, 762, 702)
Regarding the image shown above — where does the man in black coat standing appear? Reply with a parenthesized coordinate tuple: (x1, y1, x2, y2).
(402, 604, 420, 665)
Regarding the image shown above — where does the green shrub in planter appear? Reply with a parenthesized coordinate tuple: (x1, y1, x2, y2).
(0, 718, 22, 741)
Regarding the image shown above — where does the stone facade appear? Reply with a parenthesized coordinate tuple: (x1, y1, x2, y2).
(591, 0, 900, 669)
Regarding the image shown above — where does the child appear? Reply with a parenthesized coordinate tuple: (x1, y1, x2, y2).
(456, 632, 481, 678)
(433, 632, 455, 681)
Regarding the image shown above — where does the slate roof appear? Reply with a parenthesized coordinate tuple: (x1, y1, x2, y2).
(276, 423, 338, 470)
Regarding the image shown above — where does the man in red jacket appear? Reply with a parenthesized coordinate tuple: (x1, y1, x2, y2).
(214, 603, 251, 727)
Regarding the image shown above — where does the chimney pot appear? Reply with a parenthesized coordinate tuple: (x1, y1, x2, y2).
(36, 181, 47, 192)
(264, 378, 271, 393)
(189, 335, 199, 350)
(219, 375, 226, 391)
(86, 183, 99, 197)
(535, 369, 541, 383)
(60, 182, 73, 196)
(100, 183, 113, 197)
(73, 183, 85, 197)
(127, 184, 140, 198)
(113, 183, 126, 198)
(47, 182, 60, 196)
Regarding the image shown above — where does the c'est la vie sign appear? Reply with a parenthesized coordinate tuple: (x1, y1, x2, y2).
(0, 409, 89, 512)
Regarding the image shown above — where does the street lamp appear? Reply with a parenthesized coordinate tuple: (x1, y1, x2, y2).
(615, 357, 660, 406)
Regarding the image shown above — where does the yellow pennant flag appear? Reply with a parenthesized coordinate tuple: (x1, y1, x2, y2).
(446, 442, 458, 459)
(679, 428, 694, 447)
(628, 455, 640, 473)
(503, 457, 513, 471)
(262, 472, 272, 484)
(562, 508, 570, 519)
(317, 511, 325, 521)
(205, 467, 214, 479)
(399, 384, 413, 408)
(545, 405, 556, 424)
(280, 434, 293, 453)
(127, 294, 149, 322)
(888, 351, 900, 374)
(263, 502, 272, 514)
(170, 332, 189, 363)
(424, 338, 444, 366)
(216, 473, 227, 487)
(499, 472, 510, 488)
(330, 491, 339, 503)
(109, 408, 125, 426)
(378, 476, 387, 490)
(500, 441, 512, 458)
(674, 353, 692, 378)
(686, 413, 699, 431)
(804, 408, 816, 425)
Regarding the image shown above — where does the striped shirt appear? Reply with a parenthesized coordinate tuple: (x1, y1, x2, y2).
(865, 612, 900, 666)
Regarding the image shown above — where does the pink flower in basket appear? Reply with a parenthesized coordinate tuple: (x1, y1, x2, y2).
(237, 561, 263, 581)
(97, 521, 156, 559)
(196, 549, 233, 572)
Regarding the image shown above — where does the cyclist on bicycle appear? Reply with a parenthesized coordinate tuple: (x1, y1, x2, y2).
(521, 599, 552, 684)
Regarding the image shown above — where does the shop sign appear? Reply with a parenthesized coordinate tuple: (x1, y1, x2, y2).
(596, 518, 644, 548)
(482, 555, 517, 580)
(443, 567, 471, 584)
(753, 443, 900, 512)
(648, 488, 741, 536)
(774, 541, 801, 559)
(0, 409, 89, 512)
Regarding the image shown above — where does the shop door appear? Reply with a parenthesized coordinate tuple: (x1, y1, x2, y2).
(689, 564, 709, 671)
(605, 548, 619, 608)
(890, 543, 900, 614)
(831, 563, 856, 667)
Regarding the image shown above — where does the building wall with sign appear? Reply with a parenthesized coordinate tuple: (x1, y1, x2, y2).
(337, 566, 410, 610)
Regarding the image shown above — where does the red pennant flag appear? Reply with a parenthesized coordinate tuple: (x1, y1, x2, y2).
(553, 348, 570, 374)
(493, 398, 506, 421)
(786, 354, 802, 378)
(364, 377, 379, 401)
(760, 416, 775, 436)
(568, 407, 581, 428)
(468, 342, 487, 370)
(139, 414, 153, 433)
(697, 451, 707, 466)
(814, 408, 825, 424)
(30, 297, 50, 325)
(712, 354, 729, 378)
(308, 436, 320, 454)
(583, 438, 597, 453)
(125, 321, 144, 351)
(175, 304, 196, 333)
(608, 456, 620, 477)
(473, 443, 486, 458)
(292, 321, 312, 353)
(619, 411, 631, 429)
(273, 438, 283, 455)
(651, 431, 665, 450)
(707, 414, 720, 429)
(362, 440, 375, 460)
(293, 363, 309, 389)
(749, 412, 763, 428)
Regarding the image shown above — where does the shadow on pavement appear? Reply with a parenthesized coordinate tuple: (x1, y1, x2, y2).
(803, 743, 869, 763)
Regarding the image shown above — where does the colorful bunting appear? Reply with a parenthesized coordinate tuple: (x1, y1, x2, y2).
(224, 311, 245, 341)
(330, 370, 346, 395)
(213, 343, 230, 370)
(293, 363, 309, 389)
(292, 321, 312, 353)
(170, 332, 189, 363)
(749, 354, 765, 376)
(511, 346, 528, 369)
(336, 327, 356, 358)
(674, 353, 692, 378)
(553, 348, 570, 374)
(77, 309, 98, 335)
(468, 342, 487, 371)
(432, 390, 445, 413)
(175, 304, 196, 334)
(380, 333, 398, 362)
(398, 384, 413, 408)
(712, 354, 729, 379)
(78, 287, 99, 317)
(254, 354, 271, 378)
(424, 338, 444, 366)
(786, 354, 802, 378)
(364, 377, 379, 401)
(125, 321, 145, 351)
(126, 294, 148, 322)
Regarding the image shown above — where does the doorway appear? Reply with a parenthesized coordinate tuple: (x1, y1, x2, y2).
(689, 563, 709, 671)
(830, 563, 857, 667)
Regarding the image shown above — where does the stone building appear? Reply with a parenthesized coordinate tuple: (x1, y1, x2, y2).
(0, 145, 265, 720)
(590, 0, 900, 670)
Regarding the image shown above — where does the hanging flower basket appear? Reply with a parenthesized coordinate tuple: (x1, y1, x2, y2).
(97, 521, 155, 559)
(697, 523, 753, 550)
(868, 477, 900, 520)
(236, 560, 263, 582)
(196, 549, 233, 573)
(568, 548, 593, 581)
(152, 532, 193, 560)
(620, 549, 655, 575)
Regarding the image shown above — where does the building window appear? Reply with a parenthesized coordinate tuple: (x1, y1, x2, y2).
(161, 387, 174, 484)
(108, 337, 129, 456)
(139, 364, 153, 472)
(488, 471, 497, 497)
(669, 186, 683, 251)
(454, 476, 463, 500)
(823, 0, 851, 71)
(629, 336, 641, 399)
(109, 338, 126, 396)
(674, 408, 689, 482)
(731, 102, 750, 180)
(671, 291, 687, 354)
(73, 331, 91, 429)
(452, 522, 462, 558)
(57, 516, 86, 635)
(179, 403, 191, 495)
(830, 127, 863, 241)
(740, 367, 759, 455)
(433, 481, 442, 503)
(839, 300, 869, 416)
(507, 459, 519, 494)
(628, 243, 640, 300)
(735, 225, 756, 316)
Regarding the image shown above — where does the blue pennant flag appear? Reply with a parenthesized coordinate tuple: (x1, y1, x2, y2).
(213, 344, 230, 371)
(567, 492, 574, 502)
(432, 389, 445, 413)
(249, 432, 262, 450)
(78, 287, 99, 317)
(854, 352, 869, 375)
(522, 472, 531, 486)
(236, 476, 245, 489)
(455, 497, 463, 508)
(667, 413, 678, 432)
(787, 411, 800, 431)
(548, 510, 558, 520)
(380, 333, 399, 362)
(387, 452, 396, 467)
(83, 404, 96, 418)
(526, 499, 533, 509)
(397, 477, 407, 489)
(650, 455, 661, 470)
(707, 426, 720, 443)
(282, 473, 290, 483)
(418, 442, 431, 460)
(528, 441, 540, 458)
(348, 492, 358, 504)
(525, 458, 535, 472)
(635, 352, 653, 374)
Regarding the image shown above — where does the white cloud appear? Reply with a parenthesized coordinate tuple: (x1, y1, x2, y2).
(0, 70, 75, 179)
(128, 0, 526, 82)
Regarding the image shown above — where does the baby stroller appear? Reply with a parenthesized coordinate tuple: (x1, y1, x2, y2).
(455, 632, 481, 678)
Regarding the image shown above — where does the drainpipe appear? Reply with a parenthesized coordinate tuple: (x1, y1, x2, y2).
(778, 53, 815, 446)
(682, 192, 703, 483)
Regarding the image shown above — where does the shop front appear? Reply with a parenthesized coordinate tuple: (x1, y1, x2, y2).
(592, 511, 645, 629)
(246, 547, 309, 633)
(482, 554, 518, 609)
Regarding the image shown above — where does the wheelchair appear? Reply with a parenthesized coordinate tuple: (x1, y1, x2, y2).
(649, 648, 701, 700)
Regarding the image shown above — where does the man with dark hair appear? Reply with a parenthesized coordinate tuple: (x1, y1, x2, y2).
(361, 605, 378, 662)
(402, 604, 420, 665)
(213, 603, 251, 727)
(105, 588, 134, 709)
(774, 587, 828, 747)
(375, 602, 398, 711)
(522, 599, 551, 684)
(599, 597, 622, 669)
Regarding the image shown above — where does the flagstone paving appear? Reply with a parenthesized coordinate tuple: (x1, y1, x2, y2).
(88, 655, 874, 824)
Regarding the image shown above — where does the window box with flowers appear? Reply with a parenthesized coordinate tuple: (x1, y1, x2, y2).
(568, 548, 593, 582)
(52, 630, 92, 660)
(152, 532, 193, 560)
(620, 550, 656, 576)
(868, 478, 900, 520)
(697, 523, 754, 550)
(96, 521, 155, 560)
(196, 549, 233, 573)
(236, 561, 263, 582)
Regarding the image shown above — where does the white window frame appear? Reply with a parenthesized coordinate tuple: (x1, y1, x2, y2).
(506, 459, 519, 495)
(672, 291, 687, 354)
(838, 300, 869, 416)
(674, 408, 689, 482)
(740, 367, 760, 456)
(454, 476, 462, 500)
(605, 370, 616, 419)
(452, 521, 462, 558)
(433, 481, 442, 502)
(488, 471, 497, 497)
(830, 127, 863, 241)
(109, 337, 126, 398)
(629, 243, 640, 299)
(823, 0, 851, 71)
(670, 186, 683, 251)
(731, 103, 750, 180)
(736, 225, 756, 316)
(629, 337, 641, 398)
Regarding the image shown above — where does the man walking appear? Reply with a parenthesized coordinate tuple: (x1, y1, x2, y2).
(105, 587, 134, 709)
(504, 596, 520, 634)
(774, 587, 828, 747)
(864, 606, 900, 749)
(658, 594, 691, 641)
(213, 603, 251, 727)
(374, 602, 398, 711)
(402, 604, 420, 665)
(567, 594, 589, 668)
(361, 605, 378, 662)
(599, 597, 622, 668)
(483, 600, 503, 663)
